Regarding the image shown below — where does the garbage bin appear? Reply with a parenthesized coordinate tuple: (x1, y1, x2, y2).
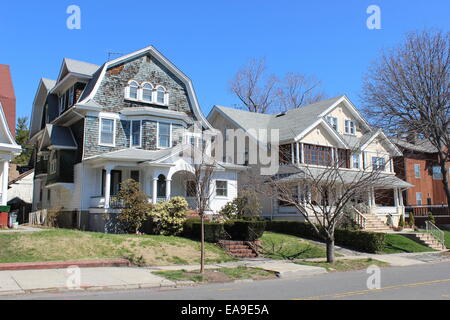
(9, 212, 18, 228)
(0, 206, 11, 228)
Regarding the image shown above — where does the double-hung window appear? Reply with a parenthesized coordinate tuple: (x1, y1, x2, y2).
(158, 122, 171, 148)
(416, 192, 423, 205)
(216, 180, 228, 197)
(345, 120, 355, 135)
(157, 86, 166, 104)
(128, 81, 139, 100)
(131, 120, 141, 147)
(414, 164, 421, 178)
(326, 116, 338, 131)
(372, 157, 385, 171)
(142, 83, 153, 102)
(432, 166, 443, 179)
(100, 118, 115, 146)
(352, 153, 360, 169)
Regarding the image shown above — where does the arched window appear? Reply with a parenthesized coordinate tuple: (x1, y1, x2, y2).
(156, 86, 167, 104)
(127, 81, 139, 100)
(157, 174, 166, 198)
(142, 83, 153, 102)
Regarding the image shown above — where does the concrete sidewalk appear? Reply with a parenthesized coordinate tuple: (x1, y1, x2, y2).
(0, 267, 175, 296)
(0, 260, 327, 296)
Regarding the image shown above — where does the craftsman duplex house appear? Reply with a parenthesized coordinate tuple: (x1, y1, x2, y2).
(29, 46, 243, 231)
(208, 96, 412, 229)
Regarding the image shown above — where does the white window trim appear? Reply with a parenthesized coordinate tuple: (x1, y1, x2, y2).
(215, 180, 228, 198)
(141, 82, 154, 103)
(156, 85, 169, 105)
(352, 153, 360, 169)
(99, 117, 116, 147)
(125, 80, 140, 101)
(344, 120, 356, 135)
(416, 192, 423, 205)
(432, 166, 443, 180)
(414, 164, 421, 179)
(157, 121, 172, 149)
(130, 120, 143, 148)
(326, 116, 338, 131)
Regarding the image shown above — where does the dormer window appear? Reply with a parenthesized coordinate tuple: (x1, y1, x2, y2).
(127, 81, 139, 100)
(142, 83, 153, 102)
(156, 86, 167, 104)
(326, 116, 338, 131)
(345, 120, 355, 135)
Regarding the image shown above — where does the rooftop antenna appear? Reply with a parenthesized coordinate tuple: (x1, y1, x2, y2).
(107, 52, 123, 61)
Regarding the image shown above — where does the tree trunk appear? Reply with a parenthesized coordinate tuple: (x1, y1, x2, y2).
(326, 238, 335, 264)
(200, 214, 205, 274)
(438, 152, 450, 215)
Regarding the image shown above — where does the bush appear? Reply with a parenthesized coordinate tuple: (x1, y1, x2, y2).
(116, 179, 152, 233)
(427, 213, 436, 224)
(266, 220, 386, 253)
(398, 214, 405, 228)
(224, 220, 266, 241)
(150, 197, 188, 236)
(219, 190, 262, 220)
(182, 218, 226, 243)
(409, 213, 415, 227)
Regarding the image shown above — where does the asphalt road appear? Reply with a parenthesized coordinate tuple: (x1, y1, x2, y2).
(3, 260, 450, 300)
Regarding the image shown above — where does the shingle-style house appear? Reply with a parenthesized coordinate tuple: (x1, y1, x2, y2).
(208, 95, 413, 230)
(29, 46, 244, 232)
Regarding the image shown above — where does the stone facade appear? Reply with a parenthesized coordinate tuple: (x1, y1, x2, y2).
(83, 54, 197, 159)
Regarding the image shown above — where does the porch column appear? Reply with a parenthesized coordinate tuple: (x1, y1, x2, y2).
(104, 166, 112, 209)
(1, 161, 8, 205)
(394, 188, 399, 207)
(399, 189, 404, 206)
(296, 142, 300, 165)
(300, 143, 304, 164)
(166, 179, 172, 201)
(371, 187, 376, 207)
(152, 177, 158, 204)
(291, 143, 295, 164)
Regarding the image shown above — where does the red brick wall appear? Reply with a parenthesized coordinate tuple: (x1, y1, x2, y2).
(398, 153, 449, 206)
(0, 65, 16, 138)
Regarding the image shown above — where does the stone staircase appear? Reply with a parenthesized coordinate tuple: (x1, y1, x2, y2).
(218, 240, 260, 259)
(407, 233, 447, 251)
(362, 213, 393, 232)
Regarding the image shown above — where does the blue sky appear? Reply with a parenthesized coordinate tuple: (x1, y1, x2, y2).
(0, 0, 449, 123)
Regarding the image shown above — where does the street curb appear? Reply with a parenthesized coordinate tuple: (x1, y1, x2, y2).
(0, 259, 131, 271)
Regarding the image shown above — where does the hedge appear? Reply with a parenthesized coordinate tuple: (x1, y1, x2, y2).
(224, 220, 266, 241)
(266, 220, 385, 253)
(182, 219, 225, 243)
(182, 219, 266, 242)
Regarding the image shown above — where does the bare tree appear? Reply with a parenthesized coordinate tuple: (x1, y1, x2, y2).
(230, 58, 326, 113)
(183, 135, 217, 274)
(254, 147, 390, 263)
(278, 73, 326, 111)
(362, 30, 450, 211)
(229, 58, 278, 113)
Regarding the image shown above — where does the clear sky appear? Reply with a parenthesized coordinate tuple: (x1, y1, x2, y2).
(1, 0, 449, 122)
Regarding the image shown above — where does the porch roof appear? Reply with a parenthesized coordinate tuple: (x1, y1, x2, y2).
(85, 148, 176, 162)
(273, 165, 413, 189)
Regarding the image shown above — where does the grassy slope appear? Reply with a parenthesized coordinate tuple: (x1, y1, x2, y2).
(381, 234, 433, 254)
(260, 232, 327, 260)
(0, 228, 234, 266)
(443, 230, 450, 249)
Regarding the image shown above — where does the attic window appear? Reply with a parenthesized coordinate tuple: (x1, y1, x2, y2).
(127, 81, 139, 100)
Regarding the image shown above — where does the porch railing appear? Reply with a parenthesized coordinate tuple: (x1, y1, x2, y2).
(425, 221, 445, 247)
(351, 206, 367, 229)
(408, 205, 449, 217)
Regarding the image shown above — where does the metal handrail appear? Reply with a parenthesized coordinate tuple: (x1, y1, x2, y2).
(425, 221, 445, 246)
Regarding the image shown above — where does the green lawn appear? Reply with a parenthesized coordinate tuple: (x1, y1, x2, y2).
(381, 234, 434, 254)
(297, 258, 389, 272)
(259, 232, 327, 260)
(443, 230, 450, 249)
(0, 228, 234, 266)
